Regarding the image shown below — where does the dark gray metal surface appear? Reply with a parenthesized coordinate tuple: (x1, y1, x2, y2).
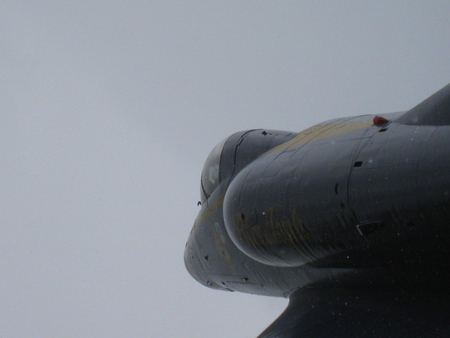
(185, 83, 450, 337)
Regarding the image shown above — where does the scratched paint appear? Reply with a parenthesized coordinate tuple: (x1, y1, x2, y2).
(233, 207, 311, 263)
(267, 119, 374, 154)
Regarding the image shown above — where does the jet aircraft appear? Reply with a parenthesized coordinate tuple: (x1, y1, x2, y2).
(185, 83, 450, 337)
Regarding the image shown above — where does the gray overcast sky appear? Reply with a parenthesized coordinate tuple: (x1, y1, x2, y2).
(1, 1, 450, 337)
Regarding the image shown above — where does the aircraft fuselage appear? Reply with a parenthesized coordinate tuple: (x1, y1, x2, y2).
(184, 83, 450, 336)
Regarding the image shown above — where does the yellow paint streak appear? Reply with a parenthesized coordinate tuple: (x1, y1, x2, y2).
(234, 207, 310, 249)
(212, 229, 234, 269)
(193, 191, 225, 229)
(267, 120, 374, 154)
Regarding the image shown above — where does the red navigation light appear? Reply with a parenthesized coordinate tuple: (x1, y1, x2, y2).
(373, 116, 389, 126)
